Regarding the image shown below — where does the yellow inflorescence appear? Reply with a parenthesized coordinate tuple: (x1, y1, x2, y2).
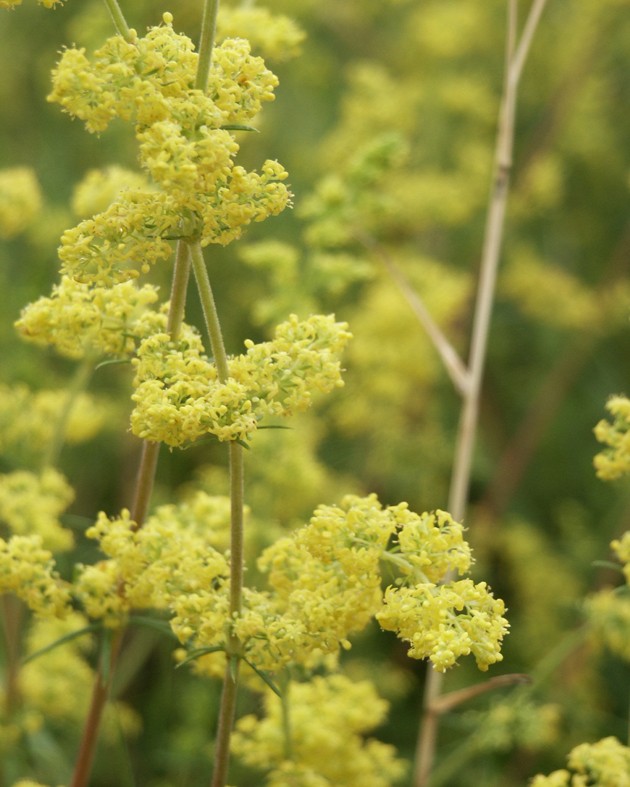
(0, 469, 74, 552)
(232, 674, 407, 786)
(0, 385, 105, 462)
(0, 535, 71, 618)
(130, 314, 351, 448)
(47, 23, 291, 285)
(530, 736, 630, 786)
(16, 275, 161, 359)
(0, 167, 42, 238)
(594, 395, 630, 480)
(217, 7, 305, 62)
(75, 508, 229, 628)
(171, 494, 508, 676)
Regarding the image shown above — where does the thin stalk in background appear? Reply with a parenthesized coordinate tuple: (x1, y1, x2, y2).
(413, 2, 549, 785)
(69, 239, 192, 787)
(41, 356, 95, 470)
(189, 239, 245, 787)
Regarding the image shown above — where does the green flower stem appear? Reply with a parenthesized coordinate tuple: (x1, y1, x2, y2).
(102, 0, 133, 40)
(70, 244, 191, 787)
(167, 240, 192, 339)
(195, 0, 220, 91)
(41, 355, 95, 470)
(228, 440, 245, 620)
(189, 240, 245, 787)
(189, 241, 230, 381)
(280, 674, 294, 760)
(0, 595, 23, 716)
(130, 242, 191, 527)
(211, 657, 241, 787)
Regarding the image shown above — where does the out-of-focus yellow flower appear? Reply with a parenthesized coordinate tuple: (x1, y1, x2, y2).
(0, 167, 42, 238)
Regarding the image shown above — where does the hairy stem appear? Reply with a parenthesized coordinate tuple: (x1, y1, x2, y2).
(413, 2, 548, 784)
(102, 0, 133, 40)
(195, 0, 220, 92)
(189, 242, 230, 381)
(189, 240, 245, 787)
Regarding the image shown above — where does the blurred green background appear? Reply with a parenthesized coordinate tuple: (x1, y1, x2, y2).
(1, 0, 630, 784)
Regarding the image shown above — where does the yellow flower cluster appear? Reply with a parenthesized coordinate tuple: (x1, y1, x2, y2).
(0, 384, 105, 462)
(0, 469, 74, 551)
(501, 249, 602, 332)
(584, 529, 630, 662)
(173, 495, 507, 676)
(612, 531, 630, 582)
(16, 274, 161, 359)
(0, 167, 42, 239)
(585, 588, 630, 662)
(150, 491, 232, 553)
(217, 7, 305, 62)
(48, 19, 291, 285)
(71, 165, 149, 218)
(377, 580, 508, 671)
(232, 675, 407, 786)
(75, 508, 228, 627)
(130, 314, 351, 447)
(0, 535, 70, 617)
(465, 696, 561, 754)
(593, 395, 630, 480)
(530, 736, 630, 787)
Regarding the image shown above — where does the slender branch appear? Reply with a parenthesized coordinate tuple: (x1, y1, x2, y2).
(102, 0, 133, 40)
(211, 658, 241, 787)
(70, 630, 124, 787)
(167, 240, 192, 338)
(42, 356, 95, 470)
(228, 441, 245, 621)
(130, 241, 191, 528)
(355, 229, 470, 397)
(429, 673, 531, 715)
(195, 0, 220, 92)
(189, 241, 230, 381)
(0, 595, 24, 716)
(189, 240, 246, 787)
(413, 2, 549, 785)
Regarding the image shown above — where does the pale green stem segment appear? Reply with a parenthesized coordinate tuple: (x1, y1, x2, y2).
(195, 0, 220, 91)
(41, 354, 95, 470)
(413, 2, 549, 786)
(189, 239, 245, 787)
(280, 673, 294, 759)
(189, 240, 230, 381)
(131, 241, 191, 528)
(102, 0, 133, 40)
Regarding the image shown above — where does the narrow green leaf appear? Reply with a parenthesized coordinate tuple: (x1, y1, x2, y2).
(95, 358, 132, 372)
(243, 657, 282, 697)
(220, 124, 259, 133)
(129, 614, 179, 640)
(175, 645, 226, 668)
(592, 560, 623, 572)
(22, 623, 102, 665)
